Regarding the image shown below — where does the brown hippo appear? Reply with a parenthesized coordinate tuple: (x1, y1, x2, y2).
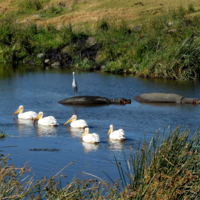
(59, 96, 131, 105)
(134, 93, 200, 104)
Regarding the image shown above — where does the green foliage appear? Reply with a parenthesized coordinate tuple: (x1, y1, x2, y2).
(96, 19, 109, 31)
(41, 3, 65, 15)
(171, 6, 187, 20)
(95, 5, 200, 80)
(188, 3, 195, 13)
(105, 60, 129, 73)
(17, 0, 49, 13)
(0, 131, 6, 138)
(75, 58, 93, 70)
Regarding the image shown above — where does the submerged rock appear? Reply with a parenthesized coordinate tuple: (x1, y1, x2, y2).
(29, 148, 60, 152)
(37, 53, 44, 58)
(86, 37, 98, 47)
(45, 59, 50, 63)
(101, 65, 106, 70)
(51, 62, 60, 67)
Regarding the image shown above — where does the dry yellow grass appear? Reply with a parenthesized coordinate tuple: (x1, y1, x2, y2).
(0, 0, 14, 14)
(1, 0, 200, 27)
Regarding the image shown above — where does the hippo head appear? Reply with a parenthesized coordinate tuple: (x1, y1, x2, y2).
(121, 98, 131, 105)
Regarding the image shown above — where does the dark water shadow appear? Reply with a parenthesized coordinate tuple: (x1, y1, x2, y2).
(137, 102, 183, 107)
(59, 103, 112, 108)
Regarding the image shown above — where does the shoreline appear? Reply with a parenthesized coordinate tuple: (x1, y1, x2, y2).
(0, 5, 200, 80)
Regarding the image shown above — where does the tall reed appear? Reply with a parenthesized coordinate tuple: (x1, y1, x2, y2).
(112, 126, 200, 199)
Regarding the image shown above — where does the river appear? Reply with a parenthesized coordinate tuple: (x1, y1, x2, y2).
(0, 64, 200, 183)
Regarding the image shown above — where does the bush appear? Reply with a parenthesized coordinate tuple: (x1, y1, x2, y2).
(18, 0, 45, 12)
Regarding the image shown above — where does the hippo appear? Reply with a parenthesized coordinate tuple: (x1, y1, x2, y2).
(59, 96, 131, 105)
(133, 93, 200, 104)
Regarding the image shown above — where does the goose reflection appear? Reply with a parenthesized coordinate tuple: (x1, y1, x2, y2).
(65, 126, 84, 138)
(35, 124, 57, 137)
(108, 138, 125, 151)
(81, 141, 99, 153)
(13, 118, 34, 134)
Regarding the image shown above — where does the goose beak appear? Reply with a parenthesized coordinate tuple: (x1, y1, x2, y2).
(64, 117, 73, 126)
(13, 107, 22, 116)
(33, 114, 41, 123)
(81, 130, 86, 139)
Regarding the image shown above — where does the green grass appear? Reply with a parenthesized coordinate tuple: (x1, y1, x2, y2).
(94, 5, 200, 79)
(1, 5, 200, 79)
(17, 0, 50, 12)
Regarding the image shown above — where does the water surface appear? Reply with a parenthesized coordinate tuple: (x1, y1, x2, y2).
(0, 64, 200, 182)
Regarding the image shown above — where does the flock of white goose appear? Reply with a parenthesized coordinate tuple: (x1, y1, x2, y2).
(12, 72, 125, 143)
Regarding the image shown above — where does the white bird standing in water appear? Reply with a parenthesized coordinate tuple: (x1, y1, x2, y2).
(108, 124, 125, 140)
(33, 112, 59, 126)
(13, 105, 37, 120)
(81, 127, 100, 143)
(72, 72, 77, 93)
(64, 115, 88, 128)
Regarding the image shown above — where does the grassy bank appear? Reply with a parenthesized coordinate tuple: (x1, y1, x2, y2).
(1, 0, 200, 26)
(0, 4, 200, 79)
(0, 126, 199, 199)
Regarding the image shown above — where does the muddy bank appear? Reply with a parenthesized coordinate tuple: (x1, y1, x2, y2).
(26, 36, 103, 71)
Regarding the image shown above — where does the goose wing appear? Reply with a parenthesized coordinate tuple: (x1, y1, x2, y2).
(19, 111, 37, 120)
(71, 119, 88, 128)
(83, 133, 100, 143)
(110, 129, 125, 140)
(39, 116, 59, 126)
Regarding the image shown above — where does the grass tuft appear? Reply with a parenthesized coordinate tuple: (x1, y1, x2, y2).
(0, 131, 6, 139)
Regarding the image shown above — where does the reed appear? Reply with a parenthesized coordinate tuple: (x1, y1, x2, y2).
(0, 125, 199, 199)
(111, 126, 200, 199)
(0, 157, 109, 199)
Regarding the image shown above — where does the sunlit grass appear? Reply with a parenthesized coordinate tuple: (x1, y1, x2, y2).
(0, 4, 200, 79)
(1, 0, 200, 26)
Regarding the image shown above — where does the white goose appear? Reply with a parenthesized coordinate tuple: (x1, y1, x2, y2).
(72, 72, 77, 92)
(81, 127, 100, 143)
(33, 112, 59, 126)
(13, 105, 37, 120)
(64, 115, 88, 128)
(108, 124, 125, 140)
